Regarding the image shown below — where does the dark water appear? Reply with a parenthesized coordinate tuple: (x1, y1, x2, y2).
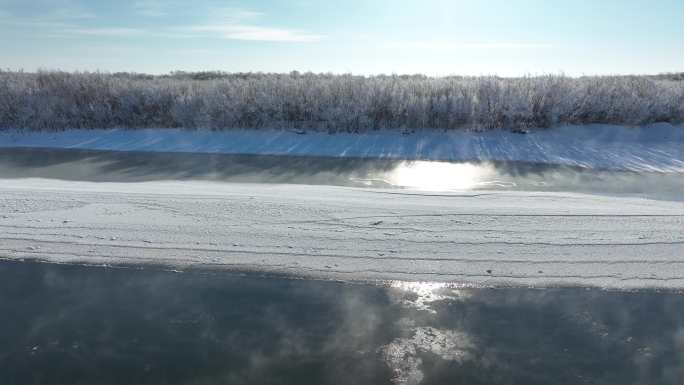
(1, 260, 684, 385)
(1, 147, 683, 201)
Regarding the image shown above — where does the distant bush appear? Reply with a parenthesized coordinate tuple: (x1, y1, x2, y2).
(649, 73, 684, 81)
(0, 70, 682, 132)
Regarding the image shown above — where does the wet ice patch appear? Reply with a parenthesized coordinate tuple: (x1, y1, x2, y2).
(381, 336, 423, 385)
(388, 281, 471, 313)
(381, 326, 473, 385)
(383, 282, 475, 384)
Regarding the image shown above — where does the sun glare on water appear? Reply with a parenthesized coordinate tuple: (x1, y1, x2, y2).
(386, 161, 495, 191)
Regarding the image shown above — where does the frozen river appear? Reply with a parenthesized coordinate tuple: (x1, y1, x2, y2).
(2, 146, 684, 384)
(1, 148, 683, 289)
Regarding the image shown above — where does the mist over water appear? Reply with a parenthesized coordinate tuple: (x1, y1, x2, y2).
(1, 148, 683, 201)
(2, 261, 684, 385)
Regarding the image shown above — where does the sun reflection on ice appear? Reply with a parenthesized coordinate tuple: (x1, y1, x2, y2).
(382, 281, 476, 385)
(385, 161, 496, 191)
(388, 281, 472, 314)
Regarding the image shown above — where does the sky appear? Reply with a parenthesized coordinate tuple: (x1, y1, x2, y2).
(0, 0, 683, 76)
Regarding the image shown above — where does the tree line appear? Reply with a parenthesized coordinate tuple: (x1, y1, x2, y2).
(1, 70, 682, 132)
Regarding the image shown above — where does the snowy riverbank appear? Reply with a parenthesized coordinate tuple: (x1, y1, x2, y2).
(1, 124, 684, 171)
(2, 178, 684, 289)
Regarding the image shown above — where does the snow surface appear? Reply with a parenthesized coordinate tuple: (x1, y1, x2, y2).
(1, 124, 684, 172)
(2, 178, 684, 289)
(2, 125, 683, 288)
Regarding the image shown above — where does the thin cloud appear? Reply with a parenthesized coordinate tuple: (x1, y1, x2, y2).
(133, 0, 172, 17)
(188, 24, 324, 43)
(61, 27, 145, 37)
(46, 7, 96, 20)
(0, 1, 95, 24)
(0, 2, 323, 43)
(43, 22, 323, 43)
(132, 3, 264, 20)
(34, 0, 97, 20)
(387, 41, 553, 50)
(0, 17, 76, 30)
(184, 6, 321, 43)
(210, 7, 264, 21)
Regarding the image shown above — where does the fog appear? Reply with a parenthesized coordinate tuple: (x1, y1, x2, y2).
(1, 148, 683, 201)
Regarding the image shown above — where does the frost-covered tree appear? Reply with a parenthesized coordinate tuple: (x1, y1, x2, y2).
(0, 70, 682, 132)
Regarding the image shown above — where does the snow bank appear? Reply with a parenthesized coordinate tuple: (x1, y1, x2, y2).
(1, 124, 684, 172)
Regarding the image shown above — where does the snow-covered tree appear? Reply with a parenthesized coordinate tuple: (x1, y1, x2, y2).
(0, 70, 682, 132)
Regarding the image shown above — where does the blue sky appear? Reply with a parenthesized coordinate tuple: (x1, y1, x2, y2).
(1, 0, 682, 76)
